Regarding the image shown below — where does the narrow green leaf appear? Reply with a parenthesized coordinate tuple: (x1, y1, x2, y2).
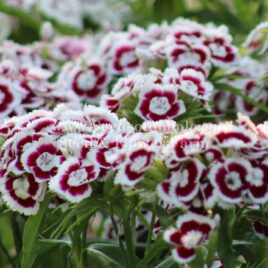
(88, 243, 125, 267)
(206, 232, 218, 267)
(21, 194, 52, 268)
(155, 256, 175, 268)
(87, 246, 122, 268)
(137, 236, 168, 268)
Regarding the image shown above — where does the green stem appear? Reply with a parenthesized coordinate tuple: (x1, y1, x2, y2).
(109, 202, 129, 268)
(70, 232, 84, 268)
(70, 220, 88, 268)
(122, 205, 136, 268)
(145, 206, 156, 255)
(11, 213, 22, 257)
(0, 242, 15, 268)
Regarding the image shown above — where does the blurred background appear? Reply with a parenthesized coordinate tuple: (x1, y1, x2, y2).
(0, 0, 266, 44)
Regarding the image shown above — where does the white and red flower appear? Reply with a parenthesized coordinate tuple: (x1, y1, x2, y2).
(0, 78, 26, 117)
(203, 37, 237, 66)
(135, 85, 185, 120)
(235, 80, 268, 116)
(243, 21, 268, 54)
(100, 76, 136, 112)
(157, 180, 174, 205)
(252, 220, 268, 239)
(115, 143, 155, 186)
(50, 37, 87, 61)
(208, 158, 251, 203)
(246, 160, 268, 203)
(1, 173, 46, 215)
(49, 158, 99, 203)
(150, 40, 167, 59)
(83, 105, 119, 127)
(8, 132, 44, 174)
(90, 138, 125, 169)
(165, 131, 209, 164)
(179, 68, 213, 101)
(164, 213, 215, 263)
(170, 26, 204, 46)
(111, 42, 140, 75)
(166, 44, 210, 75)
(170, 159, 205, 204)
(212, 124, 257, 149)
(70, 61, 110, 102)
(100, 95, 121, 113)
(203, 25, 237, 66)
(21, 138, 64, 182)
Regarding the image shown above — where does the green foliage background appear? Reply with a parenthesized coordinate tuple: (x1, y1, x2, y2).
(1, 0, 268, 44)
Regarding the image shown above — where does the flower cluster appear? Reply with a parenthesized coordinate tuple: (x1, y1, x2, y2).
(60, 19, 266, 116)
(159, 114, 268, 210)
(154, 113, 268, 263)
(101, 67, 213, 120)
(0, 13, 268, 267)
(0, 59, 79, 118)
(95, 18, 238, 77)
(58, 57, 111, 103)
(0, 18, 267, 119)
(0, 104, 162, 214)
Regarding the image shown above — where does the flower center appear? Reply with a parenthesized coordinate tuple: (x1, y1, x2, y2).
(209, 43, 226, 57)
(13, 178, 30, 199)
(130, 155, 148, 172)
(77, 70, 96, 90)
(104, 147, 123, 164)
(180, 52, 200, 62)
(36, 152, 55, 171)
(178, 169, 189, 187)
(149, 96, 171, 115)
(181, 230, 203, 249)
(225, 171, 242, 190)
(68, 168, 88, 186)
(120, 51, 136, 66)
(181, 80, 198, 95)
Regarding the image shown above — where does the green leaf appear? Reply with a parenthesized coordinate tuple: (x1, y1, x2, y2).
(87, 244, 124, 268)
(206, 231, 218, 267)
(21, 193, 52, 268)
(189, 246, 206, 268)
(136, 236, 168, 268)
(217, 209, 237, 267)
(37, 239, 71, 255)
(88, 243, 125, 267)
(155, 256, 175, 268)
